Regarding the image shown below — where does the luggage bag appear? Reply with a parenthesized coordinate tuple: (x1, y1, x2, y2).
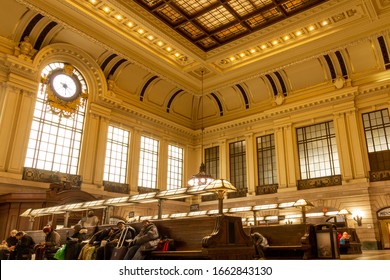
(110, 227, 130, 260)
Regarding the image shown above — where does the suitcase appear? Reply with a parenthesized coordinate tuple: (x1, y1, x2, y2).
(110, 227, 130, 260)
(111, 246, 128, 260)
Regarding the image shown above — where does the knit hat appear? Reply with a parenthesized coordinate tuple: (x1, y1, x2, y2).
(43, 225, 52, 233)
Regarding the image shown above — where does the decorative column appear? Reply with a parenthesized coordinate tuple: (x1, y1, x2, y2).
(274, 126, 287, 189)
(129, 129, 141, 194)
(5, 84, 39, 174)
(220, 140, 228, 179)
(333, 109, 354, 182)
(284, 124, 297, 188)
(80, 103, 111, 185)
(345, 109, 367, 180)
(0, 46, 38, 175)
(333, 100, 368, 183)
(245, 133, 256, 195)
(158, 138, 168, 191)
(274, 124, 297, 189)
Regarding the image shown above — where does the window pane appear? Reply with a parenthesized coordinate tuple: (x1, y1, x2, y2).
(205, 146, 219, 179)
(24, 62, 87, 174)
(257, 134, 278, 186)
(296, 121, 340, 179)
(229, 140, 247, 191)
(138, 136, 159, 189)
(362, 109, 390, 171)
(103, 125, 130, 183)
(167, 144, 183, 189)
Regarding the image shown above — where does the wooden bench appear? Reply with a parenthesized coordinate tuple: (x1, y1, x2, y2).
(337, 227, 362, 254)
(25, 226, 97, 259)
(130, 215, 255, 260)
(26, 226, 97, 245)
(24, 216, 254, 260)
(246, 224, 317, 259)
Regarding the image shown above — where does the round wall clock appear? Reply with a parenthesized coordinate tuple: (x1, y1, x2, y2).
(49, 67, 81, 102)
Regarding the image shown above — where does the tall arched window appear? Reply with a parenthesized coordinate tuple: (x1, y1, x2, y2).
(24, 62, 88, 175)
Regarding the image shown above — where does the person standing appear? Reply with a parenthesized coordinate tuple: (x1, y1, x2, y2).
(79, 210, 99, 227)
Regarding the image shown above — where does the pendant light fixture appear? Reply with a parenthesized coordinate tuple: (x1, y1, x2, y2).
(187, 69, 214, 188)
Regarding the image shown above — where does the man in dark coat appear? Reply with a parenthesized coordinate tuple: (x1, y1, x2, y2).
(14, 231, 35, 260)
(65, 224, 88, 260)
(95, 221, 134, 260)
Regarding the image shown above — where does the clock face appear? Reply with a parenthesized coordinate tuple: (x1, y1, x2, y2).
(49, 70, 81, 101)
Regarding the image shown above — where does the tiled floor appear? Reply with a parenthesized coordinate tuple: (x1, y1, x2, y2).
(340, 250, 390, 260)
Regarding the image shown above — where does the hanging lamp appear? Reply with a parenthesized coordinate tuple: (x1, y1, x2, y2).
(187, 69, 214, 188)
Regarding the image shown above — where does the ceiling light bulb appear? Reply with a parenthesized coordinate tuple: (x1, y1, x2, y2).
(115, 14, 123, 20)
(322, 20, 329, 26)
(127, 22, 133, 27)
(147, 35, 154, 40)
(166, 46, 172, 51)
(283, 35, 290, 41)
(157, 41, 163, 46)
(138, 29, 144, 34)
(229, 57, 235, 61)
(250, 49, 256, 53)
(174, 52, 180, 57)
(295, 30, 302, 36)
(308, 25, 315, 31)
(272, 40, 278, 45)
(103, 6, 110, 13)
(240, 53, 245, 57)
(261, 44, 267, 49)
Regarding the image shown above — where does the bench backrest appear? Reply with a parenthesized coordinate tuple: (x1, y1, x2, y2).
(130, 216, 220, 250)
(25, 215, 254, 259)
(26, 226, 97, 245)
(249, 224, 315, 246)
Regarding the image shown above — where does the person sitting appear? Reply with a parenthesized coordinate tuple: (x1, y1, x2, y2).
(339, 231, 350, 254)
(40, 225, 61, 260)
(69, 224, 88, 243)
(14, 231, 35, 260)
(124, 219, 160, 260)
(65, 224, 88, 260)
(251, 232, 269, 259)
(80, 226, 117, 260)
(96, 221, 134, 260)
(340, 231, 350, 245)
(1, 229, 18, 260)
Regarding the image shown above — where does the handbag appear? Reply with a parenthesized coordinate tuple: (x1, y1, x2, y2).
(54, 244, 66, 260)
(156, 238, 175, 251)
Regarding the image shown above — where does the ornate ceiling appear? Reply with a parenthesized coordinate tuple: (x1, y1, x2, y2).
(2, 0, 390, 130)
(131, 0, 328, 51)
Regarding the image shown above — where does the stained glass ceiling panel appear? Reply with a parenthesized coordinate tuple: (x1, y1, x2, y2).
(132, 0, 329, 51)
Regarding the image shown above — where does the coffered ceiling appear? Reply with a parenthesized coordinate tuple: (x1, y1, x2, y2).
(2, 0, 390, 130)
(131, 0, 328, 51)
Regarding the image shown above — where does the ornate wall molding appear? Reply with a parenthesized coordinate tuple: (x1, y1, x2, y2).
(297, 175, 342, 190)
